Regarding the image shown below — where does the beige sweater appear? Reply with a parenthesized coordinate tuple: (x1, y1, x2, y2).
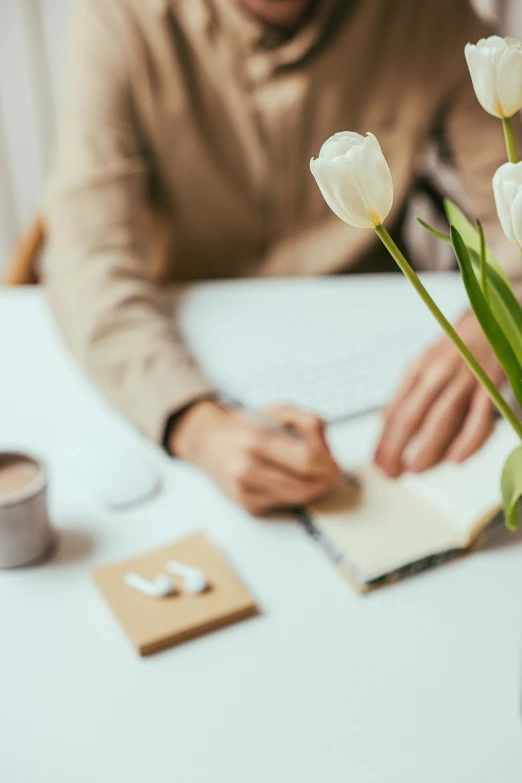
(45, 0, 521, 442)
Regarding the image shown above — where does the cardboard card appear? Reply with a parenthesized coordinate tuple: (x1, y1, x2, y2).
(93, 531, 258, 656)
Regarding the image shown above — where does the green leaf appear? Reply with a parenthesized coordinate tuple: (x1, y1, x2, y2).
(451, 226, 522, 408)
(477, 220, 488, 302)
(444, 199, 510, 284)
(416, 217, 451, 244)
(468, 247, 522, 367)
(501, 446, 522, 530)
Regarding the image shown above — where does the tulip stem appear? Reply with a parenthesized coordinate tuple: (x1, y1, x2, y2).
(502, 117, 518, 163)
(374, 224, 522, 440)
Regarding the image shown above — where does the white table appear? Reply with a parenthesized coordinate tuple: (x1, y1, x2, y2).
(1, 276, 522, 783)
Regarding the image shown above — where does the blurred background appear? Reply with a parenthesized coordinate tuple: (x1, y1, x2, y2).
(0, 0, 521, 276)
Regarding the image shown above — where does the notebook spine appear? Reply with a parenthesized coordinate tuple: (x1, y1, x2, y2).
(298, 511, 344, 564)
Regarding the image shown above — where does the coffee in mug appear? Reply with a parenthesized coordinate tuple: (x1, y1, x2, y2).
(0, 452, 53, 568)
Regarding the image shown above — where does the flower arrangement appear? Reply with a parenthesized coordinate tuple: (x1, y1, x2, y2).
(310, 35, 522, 530)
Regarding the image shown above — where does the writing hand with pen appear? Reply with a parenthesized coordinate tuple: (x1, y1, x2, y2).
(170, 402, 342, 515)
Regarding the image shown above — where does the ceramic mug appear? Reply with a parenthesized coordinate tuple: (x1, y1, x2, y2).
(0, 451, 54, 568)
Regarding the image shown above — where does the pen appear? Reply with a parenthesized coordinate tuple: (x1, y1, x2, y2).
(239, 407, 302, 439)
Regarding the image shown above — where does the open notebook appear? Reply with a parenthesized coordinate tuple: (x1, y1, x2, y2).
(306, 423, 519, 593)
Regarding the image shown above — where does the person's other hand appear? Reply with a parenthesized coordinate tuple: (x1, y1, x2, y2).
(374, 311, 503, 477)
(170, 401, 341, 514)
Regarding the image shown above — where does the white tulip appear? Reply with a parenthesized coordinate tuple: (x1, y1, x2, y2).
(493, 161, 522, 247)
(465, 36, 522, 118)
(310, 131, 393, 228)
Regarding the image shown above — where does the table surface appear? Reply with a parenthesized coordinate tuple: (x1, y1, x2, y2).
(1, 275, 522, 783)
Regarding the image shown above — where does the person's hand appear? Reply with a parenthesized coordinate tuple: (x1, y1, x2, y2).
(170, 401, 341, 514)
(374, 311, 504, 477)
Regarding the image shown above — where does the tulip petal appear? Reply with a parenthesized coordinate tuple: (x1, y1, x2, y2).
(319, 131, 365, 161)
(477, 35, 507, 53)
(328, 155, 375, 228)
(310, 158, 349, 223)
(465, 44, 498, 116)
(311, 132, 394, 229)
(356, 133, 393, 225)
(493, 162, 522, 246)
(494, 161, 522, 189)
(492, 161, 515, 193)
(310, 157, 373, 228)
(349, 141, 378, 225)
(497, 47, 522, 117)
(511, 189, 522, 247)
(494, 164, 518, 245)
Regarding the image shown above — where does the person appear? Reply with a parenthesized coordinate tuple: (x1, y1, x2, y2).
(45, 0, 520, 514)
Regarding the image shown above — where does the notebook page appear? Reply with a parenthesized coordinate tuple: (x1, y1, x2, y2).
(399, 422, 518, 539)
(309, 466, 464, 584)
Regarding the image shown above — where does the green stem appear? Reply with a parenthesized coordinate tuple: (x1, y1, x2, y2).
(374, 224, 522, 441)
(502, 117, 518, 163)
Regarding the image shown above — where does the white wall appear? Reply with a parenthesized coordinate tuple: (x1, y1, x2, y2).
(0, 0, 73, 273)
(0, 0, 519, 275)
